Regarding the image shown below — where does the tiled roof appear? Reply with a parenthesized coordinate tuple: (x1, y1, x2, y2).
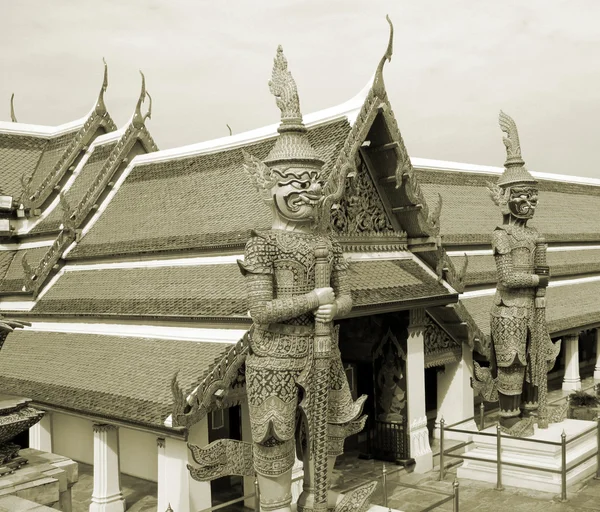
(68, 119, 351, 259)
(31, 258, 453, 318)
(461, 280, 600, 339)
(26, 130, 81, 194)
(0, 330, 231, 428)
(415, 169, 600, 245)
(450, 249, 600, 287)
(0, 133, 47, 198)
(0, 252, 15, 282)
(31, 141, 119, 234)
(0, 246, 50, 294)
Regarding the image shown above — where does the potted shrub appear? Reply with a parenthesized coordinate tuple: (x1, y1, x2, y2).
(568, 390, 600, 421)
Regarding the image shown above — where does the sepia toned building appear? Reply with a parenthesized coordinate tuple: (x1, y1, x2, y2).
(0, 40, 599, 511)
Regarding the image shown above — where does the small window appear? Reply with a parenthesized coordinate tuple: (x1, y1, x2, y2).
(211, 409, 224, 430)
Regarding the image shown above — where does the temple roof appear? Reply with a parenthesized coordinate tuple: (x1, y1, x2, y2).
(414, 165, 600, 245)
(4, 253, 455, 320)
(67, 117, 352, 260)
(0, 329, 230, 430)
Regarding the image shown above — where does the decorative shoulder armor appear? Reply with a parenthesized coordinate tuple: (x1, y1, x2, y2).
(491, 227, 511, 255)
(331, 239, 349, 272)
(238, 231, 273, 276)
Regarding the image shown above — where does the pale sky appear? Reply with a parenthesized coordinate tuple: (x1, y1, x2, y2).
(3, 0, 599, 179)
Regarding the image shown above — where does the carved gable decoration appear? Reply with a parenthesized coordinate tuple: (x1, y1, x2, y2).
(330, 159, 395, 236)
(424, 315, 461, 368)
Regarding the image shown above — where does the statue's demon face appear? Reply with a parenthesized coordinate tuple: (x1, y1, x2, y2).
(507, 185, 538, 220)
(271, 166, 323, 223)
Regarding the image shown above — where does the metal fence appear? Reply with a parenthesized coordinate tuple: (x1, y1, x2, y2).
(438, 410, 600, 502)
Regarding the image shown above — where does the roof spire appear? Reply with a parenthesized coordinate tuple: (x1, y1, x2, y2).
(226, 124, 232, 136)
(372, 15, 394, 97)
(497, 111, 536, 187)
(263, 46, 324, 168)
(10, 93, 17, 122)
(95, 58, 109, 115)
(132, 70, 152, 128)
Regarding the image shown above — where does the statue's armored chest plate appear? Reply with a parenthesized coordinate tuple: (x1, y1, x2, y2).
(268, 230, 334, 298)
(506, 226, 537, 271)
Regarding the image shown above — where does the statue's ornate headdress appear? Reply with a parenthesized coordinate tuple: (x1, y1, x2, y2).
(243, 46, 325, 195)
(496, 111, 537, 188)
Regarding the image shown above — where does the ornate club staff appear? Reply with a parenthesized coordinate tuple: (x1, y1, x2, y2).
(312, 241, 333, 512)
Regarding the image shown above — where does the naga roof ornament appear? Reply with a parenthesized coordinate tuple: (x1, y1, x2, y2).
(94, 58, 109, 116)
(497, 110, 537, 187)
(10, 93, 17, 122)
(132, 71, 152, 128)
(263, 45, 324, 168)
(372, 14, 394, 98)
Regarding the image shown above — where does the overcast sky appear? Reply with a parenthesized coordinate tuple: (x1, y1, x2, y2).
(3, 0, 599, 179)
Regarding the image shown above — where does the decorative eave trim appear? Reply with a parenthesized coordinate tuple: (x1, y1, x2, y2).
(0, 117, 88, 137)
(23, 109, 117, 210)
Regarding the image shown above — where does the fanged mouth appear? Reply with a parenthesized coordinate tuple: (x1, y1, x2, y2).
(287, 193, 321, 211)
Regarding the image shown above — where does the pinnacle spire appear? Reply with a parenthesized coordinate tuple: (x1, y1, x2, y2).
(372, 15, 394, 97)
(497, 111, 536, 187)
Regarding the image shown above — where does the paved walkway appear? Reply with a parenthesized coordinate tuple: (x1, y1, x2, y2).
(71, 463, 157, 512)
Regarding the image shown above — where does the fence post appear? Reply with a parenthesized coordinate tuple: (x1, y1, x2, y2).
(479, 402, 485, 431)
(453, 478, 459, 512)
(595, 414, 600, 480)
(561, 430, 568, 502)
(439, 417, 445, 481)
(254, 475, 260, 512)
(382, 463, 388, 508)
(495, 424, 503, 491)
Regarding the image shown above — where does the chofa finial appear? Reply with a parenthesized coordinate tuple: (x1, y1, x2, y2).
(372, 15, 394, 96)
(132, 70, 152, 128)
(95, 58, 109, 115)
(268, 45, 302, 127)
(10, 93, 17, 122)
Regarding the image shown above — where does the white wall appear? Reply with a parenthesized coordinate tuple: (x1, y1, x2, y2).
(52, 413, 94, 465)
(119, 428, 158, 482)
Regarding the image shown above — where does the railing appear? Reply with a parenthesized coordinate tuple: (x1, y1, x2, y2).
(438, 410, 600, 502)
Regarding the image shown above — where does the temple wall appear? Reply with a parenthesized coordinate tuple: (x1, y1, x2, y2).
(52, 413, 94, 465)
(119, 427, 158, 482)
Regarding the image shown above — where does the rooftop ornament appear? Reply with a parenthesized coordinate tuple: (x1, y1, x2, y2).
(132, 70, 152, 129)
(94, 58, 109, 116)
(10, 93, 17, 122)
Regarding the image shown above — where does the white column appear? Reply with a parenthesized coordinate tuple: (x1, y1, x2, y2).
(594, 329, 600, 381)
(89, 424, 126, 512)
(29, 411, 53, 452)
(562, 334, 582, 391)
(188, 418, 212, 512)
(406, 308, 433, 473)
(435, 344, 477, 441)
(158, 434, 203, 512)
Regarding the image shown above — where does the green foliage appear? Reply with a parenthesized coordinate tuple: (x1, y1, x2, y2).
(569, 389, 600, 407)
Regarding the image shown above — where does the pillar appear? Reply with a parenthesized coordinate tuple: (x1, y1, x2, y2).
(89, 424, 125, 512)
(594, 329, 600, 381)
(562, 333, 582, 391)
(435, 344, 477, 441)
(188, 418, 212, 512)
(406, 308, 433, 473)
(29, 411, 52, 452)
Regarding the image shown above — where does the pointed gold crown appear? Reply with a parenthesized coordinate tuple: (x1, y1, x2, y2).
(497, 110, 537, 187)
(263, 46, 324, 169)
